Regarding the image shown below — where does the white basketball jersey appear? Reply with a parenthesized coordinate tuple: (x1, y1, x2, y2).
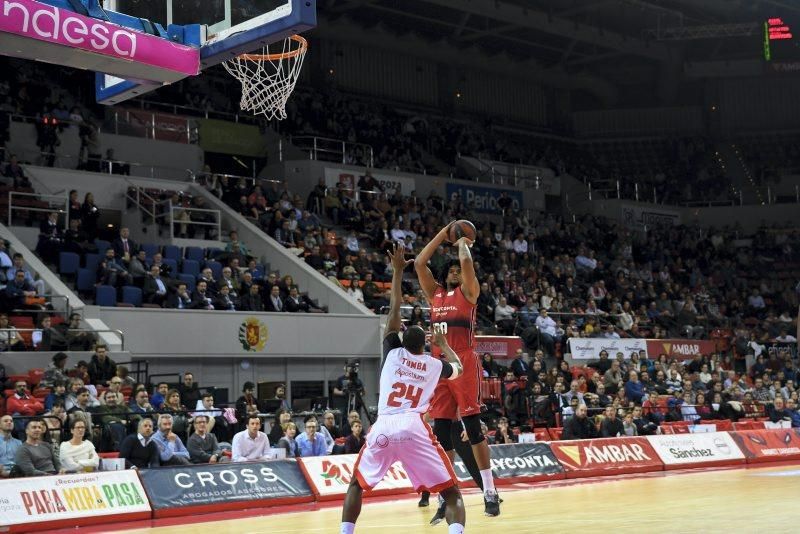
(378, 347, 444, 416)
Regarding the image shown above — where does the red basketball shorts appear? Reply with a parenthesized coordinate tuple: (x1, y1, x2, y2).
(429, 349, 482, 419)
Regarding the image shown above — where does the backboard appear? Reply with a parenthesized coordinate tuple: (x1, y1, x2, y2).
(97, 0, 316, 103)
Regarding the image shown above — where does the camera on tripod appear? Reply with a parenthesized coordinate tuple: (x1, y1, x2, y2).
(341, 360, 363, 394)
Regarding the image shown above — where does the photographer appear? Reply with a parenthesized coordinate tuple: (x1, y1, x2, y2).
(332, 361, 365, 425)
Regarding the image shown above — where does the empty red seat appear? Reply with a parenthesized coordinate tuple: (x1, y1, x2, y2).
(28, 369, 44, 387)
(480, 378, 502, 404)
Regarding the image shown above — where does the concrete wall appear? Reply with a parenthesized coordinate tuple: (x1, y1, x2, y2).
(95, 307, 382, 401)
(275, 160, 545, 213)
(584, 198, 800, 232)
(8, 122, 203, 182)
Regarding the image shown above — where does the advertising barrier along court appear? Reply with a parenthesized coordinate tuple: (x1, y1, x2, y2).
(550, 437, 663, 478)
(647, 432, 746, 469)
(298, 453, 413, 501)
(567, 338, 648, 361)
(730, 429, 800, 464)
(0, 470, 151, 531)
(138, 460, 313, 518)
(453, 443, 564, 485)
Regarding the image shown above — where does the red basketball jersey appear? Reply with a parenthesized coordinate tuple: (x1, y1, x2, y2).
(430, 285, 476, 356)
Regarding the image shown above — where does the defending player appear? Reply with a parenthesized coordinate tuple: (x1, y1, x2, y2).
(415, 222, 500, 517)
(341, 243, 466, 534)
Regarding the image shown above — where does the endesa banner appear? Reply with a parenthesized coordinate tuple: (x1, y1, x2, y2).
(0, 470, 150, 529)
(646, 339, 717, 360)
(299, 454, 413, 501)
(454, 443, 564, 485)
(568, 338, 648, 361)
(647, 432, 745, 469)
(138, 460, 313, 517)
(0, 0, 199, 75)
(550, 437, 662, 478)
(476, 335, 524, 364)
(731, 429, 800, 464)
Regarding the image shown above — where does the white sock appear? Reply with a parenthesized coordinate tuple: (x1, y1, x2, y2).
(480, 468, 496, 494)
(448, 523, 464, 534)
(341, 522, 355, 534)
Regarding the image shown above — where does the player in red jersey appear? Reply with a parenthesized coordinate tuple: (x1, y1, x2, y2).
(415, 222, 500, 517)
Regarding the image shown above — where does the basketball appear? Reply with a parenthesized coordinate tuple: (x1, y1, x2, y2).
(447, 220, 477, 243)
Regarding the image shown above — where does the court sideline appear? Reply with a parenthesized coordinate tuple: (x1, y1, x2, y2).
(76, 464, 800, 534)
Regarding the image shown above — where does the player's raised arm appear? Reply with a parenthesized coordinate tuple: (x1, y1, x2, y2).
(386, 242, 413, 336)
(433, 332, 463, 380)
(455, 237, 479, 304)
(414, 222, 453, 300)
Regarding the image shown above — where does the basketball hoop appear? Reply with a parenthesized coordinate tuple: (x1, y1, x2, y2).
(223, 35, 308, 120)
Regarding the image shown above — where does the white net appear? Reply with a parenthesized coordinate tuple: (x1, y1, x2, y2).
(223, 35, 308, 120)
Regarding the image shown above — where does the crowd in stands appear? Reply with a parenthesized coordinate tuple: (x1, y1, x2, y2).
(484, 343, 800, 441)
(0, 358, 369, 477)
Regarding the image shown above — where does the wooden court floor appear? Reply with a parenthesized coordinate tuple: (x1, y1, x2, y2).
(121, 465, 800, 533)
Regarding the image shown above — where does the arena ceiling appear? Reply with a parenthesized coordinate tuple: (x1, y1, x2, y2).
(317, 0, 797, 102)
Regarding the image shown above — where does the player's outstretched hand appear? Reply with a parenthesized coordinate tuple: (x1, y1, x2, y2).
(433, 332, 450, 348)
(387, 242, 413, 271)
(453, 236, 474, 248)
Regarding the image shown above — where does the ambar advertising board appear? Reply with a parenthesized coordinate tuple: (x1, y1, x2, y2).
(646, 339, 718, 360)
(550, 436, 662, 478)
(453, 443, 564, 484)
(138, 460, 313, 516)
(0, 470, 151, 528)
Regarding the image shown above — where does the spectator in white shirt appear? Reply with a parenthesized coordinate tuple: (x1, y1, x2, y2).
(346, 275, 365, 304)
(345, 231, 360, 254)
(575, 250, 597, 271)
(512, 232, 528, 254)
(389, 221, 406, 243)
(535, 308, 558, 358)
(747, 290, 765, 310)
(494, 296, 516, 335)
(775, 328, 797, 343)
(231, 415, 271, 462)
(59, 418, 99, 472)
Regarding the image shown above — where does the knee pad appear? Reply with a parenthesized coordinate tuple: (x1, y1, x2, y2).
(433, 418, 454, 451)
(461, 415, 485, 445)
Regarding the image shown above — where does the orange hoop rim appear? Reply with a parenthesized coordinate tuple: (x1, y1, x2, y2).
(236, 35, 308, 61)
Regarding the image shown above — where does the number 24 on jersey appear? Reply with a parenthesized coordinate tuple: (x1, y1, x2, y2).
(387, 382, 423, 408)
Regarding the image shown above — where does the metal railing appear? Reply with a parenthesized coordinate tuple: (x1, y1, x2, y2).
(0, 327, 126, 350)
(7, 191, 68, 230)
(129, 99, 260, 125)
(156, 199, 222, 240)
(8, 146, 196, 181)
(193, 171, 275, 188)
(106, 110, 198, 144)
(289, 135, 375, 168)
(9, 111, 198, 146)
(125, 185, 159, 224)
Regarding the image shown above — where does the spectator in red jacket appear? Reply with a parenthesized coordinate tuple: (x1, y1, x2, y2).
(7, 380, 44, 416)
